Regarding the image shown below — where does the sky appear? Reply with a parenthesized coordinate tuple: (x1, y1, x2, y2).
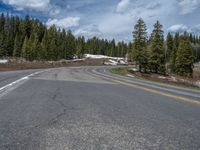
(0, 0, 200, 42)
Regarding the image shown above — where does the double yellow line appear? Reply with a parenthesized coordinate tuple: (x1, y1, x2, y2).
(88, 69, 200, 105)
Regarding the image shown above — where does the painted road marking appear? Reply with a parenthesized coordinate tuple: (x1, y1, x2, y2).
(87, 68, 200, 105)
(0, 70, 46, 96)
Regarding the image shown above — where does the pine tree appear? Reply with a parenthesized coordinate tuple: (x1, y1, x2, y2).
(21, 36, 30, 60)
(40, 31, 48, 60)
(149, 21, 165, 74)
(166, 33, 173, 62)
(0, 13, 5, 33)
(175, 34, 194, 77)
(22, 15, 32, 38)
(174, 33, 180, 50)
(66, 30, 76, 59)
(0, 31, 7, 57)
(32, 34, 41, 60)
(110, 39, 116, 57)
(133, 18, 148, 72)
(76, 36, 85, 58)
(13, 33, 22, 57)
(166, 33, 176, 72)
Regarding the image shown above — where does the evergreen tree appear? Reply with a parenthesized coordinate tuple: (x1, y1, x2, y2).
(132, 18, 148, 72)
(21, 36, 30, 60)
(166, 33, 176, 72)
(47, 26, 58, 60)
(174, 33, 180, 50)
(175, 34, 194, 77)
(66, 30, 76, 59)
(13, 33, 22, 57)
(22, 15, 32, 38)
(76, 36, 85, 58)
(149, 21, 165, 74)
(40, 30, 48, 60)
(0, 13, 5, 33)
(0, 31, 7, 57)
(32, 34, 41, 60)
(166, 33, 173, 62)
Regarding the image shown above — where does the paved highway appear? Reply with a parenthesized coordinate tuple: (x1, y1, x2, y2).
(0, 66, 200, 150)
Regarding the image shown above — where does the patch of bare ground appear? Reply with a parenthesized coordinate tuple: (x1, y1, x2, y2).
(0, 58, 107, 71)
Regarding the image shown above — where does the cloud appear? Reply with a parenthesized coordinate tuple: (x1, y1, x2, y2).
(2, 0, 50, 11)
(168, 24, 200, 34)
(99, 13, 133, 34)
(168, 24, 188, 33)
(191, 24, 200, 34)
(146, 2, 162, 9)
(178, 0, 200, 15)
(74, 25, 102, 38)
(46, 17, 80, 29)
(116, 0, 130, 13)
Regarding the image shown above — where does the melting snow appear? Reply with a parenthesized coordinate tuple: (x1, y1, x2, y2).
(84, 54, 124, 60)
(194, 81, 200, 87)
(0, 60, 8, 64)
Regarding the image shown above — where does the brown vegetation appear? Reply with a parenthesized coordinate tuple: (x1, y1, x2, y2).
(0, 58, 107, 71)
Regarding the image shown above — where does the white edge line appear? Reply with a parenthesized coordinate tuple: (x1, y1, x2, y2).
(0, 70, 46, 92)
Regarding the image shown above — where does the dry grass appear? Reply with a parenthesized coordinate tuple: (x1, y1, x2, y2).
(110, 67, 200, 89)
(0, 58, 107, 71)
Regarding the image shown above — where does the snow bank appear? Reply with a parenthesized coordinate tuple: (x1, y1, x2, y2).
(127, 74, 135, 78)
(0, 59, 8, 64)
(71, 58, 86, 62)
(129, 68, 139, 72)
(158, 76, 167, 79)
(194, 81, 200, 87)
(84, 54, 124, 60)
(104, 59, 118, 66)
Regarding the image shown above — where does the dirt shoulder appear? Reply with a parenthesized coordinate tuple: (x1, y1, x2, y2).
(0, 58, 107, 71)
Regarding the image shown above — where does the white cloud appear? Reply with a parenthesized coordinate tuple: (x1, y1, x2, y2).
(190, 24, 200, 34)
(178, 0, 200, 15)
(98, 13, 134, 41)
(46, 17, 80, 29)
(168, 24, 188, 33)
(168, 24, 200, 34)
(74, 25, 102, 38)
(146, 2, 162, 9)
(116, 0, 130, 13)
(2, 0, 50, 11)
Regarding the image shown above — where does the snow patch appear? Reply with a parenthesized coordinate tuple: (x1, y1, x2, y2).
(129, 68, 139, 72)
(71, 58, 86, 62)
(158, 76, 167, 79)
(104, 59, 118, 66)
(127, 74, 135, 78)
(194, 81, 200, 87)
(171, 76, 177, 82)
(119, 60, 127, 65)
(0, 59, 8, 64)
(84, 54, 124, 60)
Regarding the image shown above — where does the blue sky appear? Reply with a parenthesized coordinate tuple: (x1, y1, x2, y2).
(0, 0, 200, 42)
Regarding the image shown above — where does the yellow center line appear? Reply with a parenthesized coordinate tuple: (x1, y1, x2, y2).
(88, 70, 200, 105)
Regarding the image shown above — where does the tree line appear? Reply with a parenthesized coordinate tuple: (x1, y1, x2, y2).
(130, 18, 200, 77)
(0, 13, 200, 77)
(0, 13, 128, 61)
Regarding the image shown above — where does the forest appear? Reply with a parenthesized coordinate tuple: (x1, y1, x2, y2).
(0, 13, 200, 76)
(0, 13, 128, 61)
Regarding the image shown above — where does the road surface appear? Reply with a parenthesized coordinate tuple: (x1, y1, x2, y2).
(0, 66, 200, 150)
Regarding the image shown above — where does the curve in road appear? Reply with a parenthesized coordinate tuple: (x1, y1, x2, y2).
(0, 66, 199, 150)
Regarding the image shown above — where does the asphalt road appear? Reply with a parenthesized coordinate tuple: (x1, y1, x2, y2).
(0, 66, 200, 150)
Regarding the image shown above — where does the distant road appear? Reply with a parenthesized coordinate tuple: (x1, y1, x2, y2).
(0, 66, 200, 150)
